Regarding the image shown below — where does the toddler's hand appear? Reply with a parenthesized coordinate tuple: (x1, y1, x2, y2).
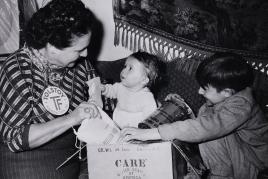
(100, 84, 106, 93)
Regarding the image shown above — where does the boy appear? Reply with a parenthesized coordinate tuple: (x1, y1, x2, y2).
(101, 51, 161, 129)
(120, 52, 268, 179)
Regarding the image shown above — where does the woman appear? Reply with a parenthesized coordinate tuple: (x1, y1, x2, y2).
(0, 0, 100, 178)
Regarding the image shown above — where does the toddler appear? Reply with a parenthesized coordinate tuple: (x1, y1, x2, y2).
(101, 51, 161, 129)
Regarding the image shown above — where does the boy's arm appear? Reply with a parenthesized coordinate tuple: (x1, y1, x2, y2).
(158, 97, 252, 142)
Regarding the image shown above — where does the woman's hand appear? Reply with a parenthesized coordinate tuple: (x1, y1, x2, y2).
(118, 127, 161, 143)
(29, 102, 100, 148)
(67, 102, 101, 127)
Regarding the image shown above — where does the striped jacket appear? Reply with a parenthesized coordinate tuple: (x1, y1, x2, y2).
(0, 47, 96, 152)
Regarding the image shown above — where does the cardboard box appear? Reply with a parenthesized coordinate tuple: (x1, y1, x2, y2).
(87, 142, 174, 179)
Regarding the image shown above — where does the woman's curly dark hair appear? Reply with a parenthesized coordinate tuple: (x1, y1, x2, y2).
(25, 0, 95, 49)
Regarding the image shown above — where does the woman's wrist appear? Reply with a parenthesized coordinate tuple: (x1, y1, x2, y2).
(64, 114, 75, 128)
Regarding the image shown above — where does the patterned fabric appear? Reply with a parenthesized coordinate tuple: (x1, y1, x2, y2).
(0, 46, 96, 178)
(113, 0, 268, 76)
(138, 96, 192, 129)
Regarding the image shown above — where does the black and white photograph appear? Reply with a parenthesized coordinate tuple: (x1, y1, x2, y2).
(0, 0, 267, 179)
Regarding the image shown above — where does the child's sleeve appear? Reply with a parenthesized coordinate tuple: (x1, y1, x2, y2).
(102, 83, 119, 99)
(158, 97, 252, 142)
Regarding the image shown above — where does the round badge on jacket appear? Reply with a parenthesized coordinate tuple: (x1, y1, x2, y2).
(42, 86, 69, 115)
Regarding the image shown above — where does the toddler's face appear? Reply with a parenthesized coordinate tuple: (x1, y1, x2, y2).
(198, 85, 228, 104)
(120, 57, 148, 90)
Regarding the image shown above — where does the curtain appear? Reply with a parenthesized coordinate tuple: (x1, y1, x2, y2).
(113, 0, 268, 76)
(0, 0, 19, 54)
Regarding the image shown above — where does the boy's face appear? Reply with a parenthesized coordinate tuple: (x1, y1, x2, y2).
(120, 57, 149, 90)
(198, 85, 230, 104)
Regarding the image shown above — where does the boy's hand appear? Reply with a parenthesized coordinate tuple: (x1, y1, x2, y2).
(118, 128, 161, 143)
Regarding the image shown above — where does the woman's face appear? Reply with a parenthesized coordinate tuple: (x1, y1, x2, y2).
(47, 32, 91, 67)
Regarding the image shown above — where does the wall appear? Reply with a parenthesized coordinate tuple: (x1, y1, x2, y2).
(82, 0, 131, 61)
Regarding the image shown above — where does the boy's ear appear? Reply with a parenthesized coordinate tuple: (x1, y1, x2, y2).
(221, 88, 235, 97)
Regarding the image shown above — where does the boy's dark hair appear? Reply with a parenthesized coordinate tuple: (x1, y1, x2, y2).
(130, 51, 161, 88)
(196, 52, 254, 92)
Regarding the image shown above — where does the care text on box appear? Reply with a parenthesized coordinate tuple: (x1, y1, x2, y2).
(87, 141, 173, 179)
